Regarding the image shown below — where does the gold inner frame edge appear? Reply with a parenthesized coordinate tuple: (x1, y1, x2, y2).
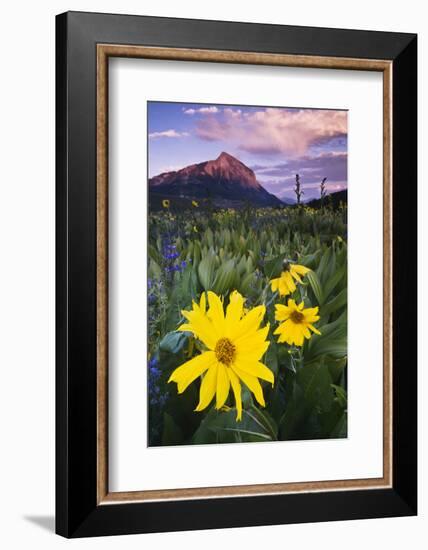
(96, 44, 393, 504)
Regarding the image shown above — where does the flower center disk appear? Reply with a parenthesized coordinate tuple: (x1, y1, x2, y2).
(290, 310, 305, 324)
(215, 337, 236, 366)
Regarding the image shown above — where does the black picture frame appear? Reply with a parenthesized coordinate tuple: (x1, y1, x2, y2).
(56, 11, 417, 538)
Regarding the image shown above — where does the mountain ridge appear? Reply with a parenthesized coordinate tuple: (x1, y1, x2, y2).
(149, 152, 283, 208)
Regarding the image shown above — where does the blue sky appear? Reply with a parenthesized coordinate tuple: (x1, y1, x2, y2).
(148, 101, 348, 201)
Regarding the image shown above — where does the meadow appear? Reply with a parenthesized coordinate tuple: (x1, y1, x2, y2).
(148, 203, 348, 446)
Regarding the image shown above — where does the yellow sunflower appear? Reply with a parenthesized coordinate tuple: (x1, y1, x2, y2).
(168, 290, 273, 420)
(270, 260, 310, 297)
(162, 199, 170, 208)
(274, 299, 321, 346)
(191, 200, 199, 207)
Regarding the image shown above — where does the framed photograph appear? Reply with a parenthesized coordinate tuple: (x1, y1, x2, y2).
(56, 11, 417, 537)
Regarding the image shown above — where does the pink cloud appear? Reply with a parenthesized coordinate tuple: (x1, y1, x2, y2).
(195, 108, 347, 156)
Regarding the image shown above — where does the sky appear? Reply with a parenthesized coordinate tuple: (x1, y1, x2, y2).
(148, 101, 348, 202)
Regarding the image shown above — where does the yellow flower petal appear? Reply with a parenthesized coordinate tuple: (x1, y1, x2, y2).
(284, 272, 296, 293)
(168, 351, 216, 394)
(302, 326, 311, 339)
(199, 292, 207, 312)
(216, 363, 230, 409)
(237, 339, 270, 362)
(292, 264, 310, 275)
(232, 305, 266, 340)
(228, 368, 242, 421)
(235, 322, 270, 350)
(278, 278, 290, 296)
(178, 306, 218, 349)
(308, 324, 321, 335)
(207, 291, 225, 333)
(270, 278, 279, 292)
(232, 366, 265, 407)
(275, 303, 291, 321)
(235, 359, 274, 386)
(225, 290, 245, 329)
(294, 331, 305, 346)
(290, 268, 303, 283)
(195, 364, 218, 412)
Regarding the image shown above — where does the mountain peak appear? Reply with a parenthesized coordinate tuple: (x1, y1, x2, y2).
(149, 152, 283, 208)
(215, 152, 244, 168)
(217, 151, 235, 161)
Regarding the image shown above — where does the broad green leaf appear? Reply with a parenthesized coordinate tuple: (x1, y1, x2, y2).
(239, 271, 256, 295)
(192, 409, 219, 444)
(308, 337, 347, 359)
(323, 263, 346, 299)
(159, 331, 188, 354)
(162, 412, 184, 445)
(213, 427, 272, 441)
(331, 384, 347, 408)
(245, 406, 278, 440)
(316, 247, 331, 282)
(212, 259, 236, 294)
(321, 288, 347, 317)
(306, 270, 324, 305)
(263, 255, 284, 279)
(148, 259, 162, 279)
(148, 244, 162, 265)
(198, 253, 216, 290)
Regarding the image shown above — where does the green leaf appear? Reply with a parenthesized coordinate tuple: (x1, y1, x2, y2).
(192, 409, 219, 444)
(193, 406, 276, 444)
(297, 361, 334, 411)
(299, 249, 322, 270)
(331, 412, 347, 438)
(192, 240, 202, 266)
(316, 247, 331, 282)
(198, 253, 216, 290)
(236, 255, 247, 276)
(265, 340, 279, 376)
(321, 288, 347, 317)
(308, 337, 347, 360)
(331, 384, 347, 408)
(306, 270, 324, 305)
(263, 255, 284, 279)
(239, 271, 256, 295)
(212, 259, 236, 294)
(245, 406, 278, 440)
(326, 356, 348, 384)
(159, 331, 188, 354)
(162, 412, 184, 445)
(212, 427, 272, 441)
(148, 244, 162, 265)
(148, 259, 162, 279)
(323, 263, 346, 299)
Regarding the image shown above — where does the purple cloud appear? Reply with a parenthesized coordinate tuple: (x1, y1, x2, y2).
(253, 152, 347, 183)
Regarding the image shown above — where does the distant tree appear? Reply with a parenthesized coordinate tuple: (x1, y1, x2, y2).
(320, 177, 327, 206)
(320, 177, 327, 199)
(294, 174, 304, 205)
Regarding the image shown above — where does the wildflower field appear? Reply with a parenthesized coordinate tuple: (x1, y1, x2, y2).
(148, 204, 347, 446)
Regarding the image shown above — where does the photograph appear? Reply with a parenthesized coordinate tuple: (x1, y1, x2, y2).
(0, 2, 420, 545)
(147, 101, 348, 446)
